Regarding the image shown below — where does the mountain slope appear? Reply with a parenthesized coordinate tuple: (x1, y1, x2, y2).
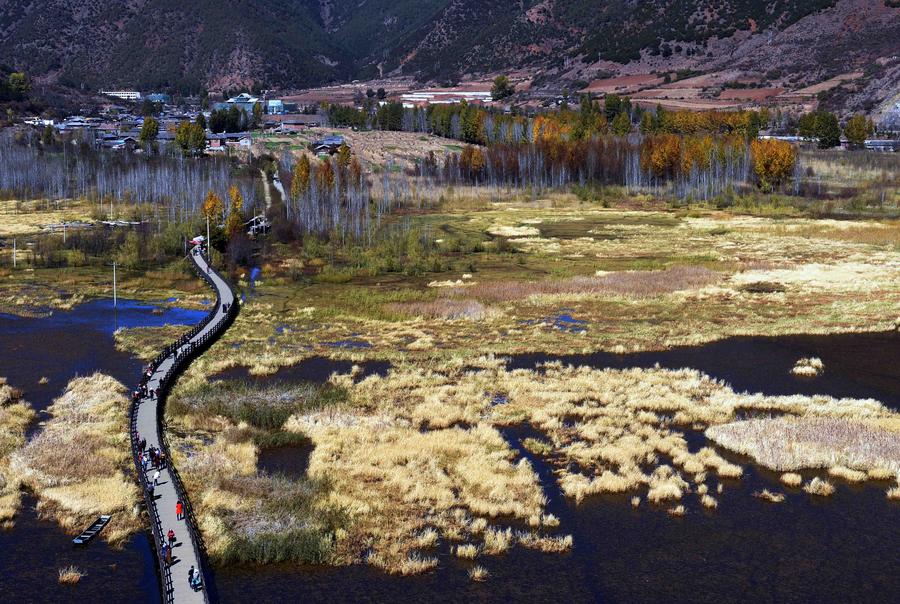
(0, 0, 896, 108)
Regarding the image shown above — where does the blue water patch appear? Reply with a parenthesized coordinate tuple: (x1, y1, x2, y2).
(165, 297, 179, 303)
(275, 324, 293, 334)
(0, 298, 207, 337)
(200, 298, 212, 306)
(520, 312, 588, 334)
(489, 393, 509, 406)
(324, 339, 372, 349)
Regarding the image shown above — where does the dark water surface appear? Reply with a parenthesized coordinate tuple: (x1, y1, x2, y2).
(0, 298, 206, 416)
(0, 298, 202, 603)
(217, 331, 900, 604)
(3, 302, 899, 603)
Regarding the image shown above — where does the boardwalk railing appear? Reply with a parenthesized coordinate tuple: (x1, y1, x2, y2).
(128, 249, 238, 603)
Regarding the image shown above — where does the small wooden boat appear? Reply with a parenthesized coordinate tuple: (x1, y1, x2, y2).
(72, 515, 112, 546)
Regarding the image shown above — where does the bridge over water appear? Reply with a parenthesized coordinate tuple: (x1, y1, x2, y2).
(130, 246, 236, 603)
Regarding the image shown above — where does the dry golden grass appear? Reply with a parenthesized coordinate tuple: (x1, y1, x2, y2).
(803, 477, 836, 496)
(482, 527, 514, 555)
(828, 465, 867, 482)
(516, 532, 573, 552)
(887, 485, 900, 500)
(707, 417, 900, 475)
(867, 468, 896, 481)
(286, 412, 546, 572)
(667, 505, 686, 517)
(114, 325, 192, 361)
(791, 357, 825, 377)
(323, 358, 900, 529)
(0, 378, 35, 527)
(753, 489, 786, 503)
(454, 266, 721, 302)
(468, 565, 489, 582)
(455, 544, 479, 559)
(781, 472, 803, 487)
(415, 528, 439, 548)
(10, 373, 140, 544)
(57, 565, 84, 585)
(0, 198, 93, 237)
(700, 494, 718, 509)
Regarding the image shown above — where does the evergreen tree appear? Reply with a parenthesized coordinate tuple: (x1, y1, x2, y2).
(491, 75, 515, 101)
(612, 111, 632, 135)
(139, 116, 159, 147)
(816, 112, 840, 149)
(843, 114, 874, 147)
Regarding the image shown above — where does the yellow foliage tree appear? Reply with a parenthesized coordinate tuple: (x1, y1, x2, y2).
(750, 139, 796, 192)
(225, 184, 244, 238)
(202, 190, 224, 223)
(292, 154, 311, 199)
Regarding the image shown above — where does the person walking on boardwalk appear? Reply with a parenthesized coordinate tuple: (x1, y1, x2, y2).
(167, 528, 176, 547)
(139, 436, 146, 451)
(188, 565, 195, 587)
(176, 500, 183, 520)
(152, 469, 160, 485)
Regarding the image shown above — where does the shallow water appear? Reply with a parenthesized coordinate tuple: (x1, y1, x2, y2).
(257, 443, 313, 480)
(0, 298, 204, 602)
(4, 303, 899, 603)
(213, 356, 391, 384)
(0, 496, 160, 603)
(508, 331, 900, 410)
(0, 298, 206, 416)
(215, 331, 900, 603)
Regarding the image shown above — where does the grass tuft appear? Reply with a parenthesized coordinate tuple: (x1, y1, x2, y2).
(58, 566, 84, 585)
(468, 565, 489, 582)
(803, 477, 836, 496)
(753, 489, 785, 503)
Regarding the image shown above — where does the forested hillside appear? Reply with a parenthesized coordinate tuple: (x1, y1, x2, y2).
(0, 0, 896, 100)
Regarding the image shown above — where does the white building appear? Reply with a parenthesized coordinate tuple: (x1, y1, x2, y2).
(100, 90, 142, 102)
(400, 90, 493, 108)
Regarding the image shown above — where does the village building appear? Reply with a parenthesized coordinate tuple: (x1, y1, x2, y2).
(100, 90, 142, 102)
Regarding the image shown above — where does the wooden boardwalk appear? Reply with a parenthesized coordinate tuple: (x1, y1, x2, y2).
(130, 247, 236, 603)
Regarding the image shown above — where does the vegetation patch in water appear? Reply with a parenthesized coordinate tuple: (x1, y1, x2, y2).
(0, 378, 34, 528)
(10, 373, 140, 544)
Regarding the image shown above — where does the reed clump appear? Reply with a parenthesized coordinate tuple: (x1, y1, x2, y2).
(455, 544, 478, 559)
(781, 472, 803, 487)
(10, 374, 140, 544)
(0, 378, 34, 527)
(167, 379, 344, 567)
(58, 565, 84, 585)
(469, 565, 489, 582)
(707, 417, 900, 476)
(753, 489, 785, 503)
(482, 527, 514, 555)
(803, 477, 836, 496)
(791, 357, 824, 377)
